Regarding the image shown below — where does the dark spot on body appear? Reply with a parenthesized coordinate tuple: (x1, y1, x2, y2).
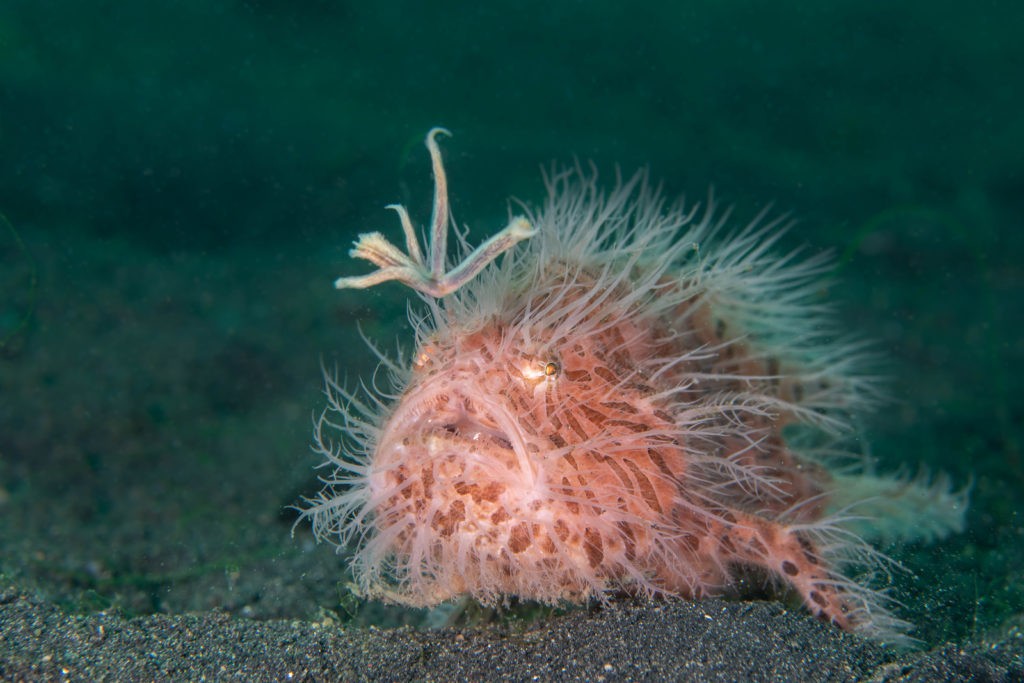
(584, 528, 604, 567)
(509, 523, 531, 553)
(720, 534, 736, 553)
(617, 521, 637, 561)
(580, 404, 608, 426)
(540, 534, 556, 554)
(647, 448, 677, 481)
(491, 508, 510, 524)
(563, 409, 589, 440)
(564, 369, 591, 382)
(795, 533, 820, 564)
(597, 452, 634, 492)
(434, 499, 465, 537)
(603, 418, 641, 432)
(625, 458, 663, 514)
(601, 401, 638, 414)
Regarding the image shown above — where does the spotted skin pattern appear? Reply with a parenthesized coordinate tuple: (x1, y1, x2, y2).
(369, 280, 857, 631)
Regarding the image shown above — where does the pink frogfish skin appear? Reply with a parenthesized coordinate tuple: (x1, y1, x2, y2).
(301, 128, 968, 644)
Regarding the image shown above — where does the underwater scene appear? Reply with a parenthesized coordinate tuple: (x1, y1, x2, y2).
(1, 2, 1021, 680)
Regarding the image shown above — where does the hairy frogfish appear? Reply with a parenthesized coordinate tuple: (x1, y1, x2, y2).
(301, 128, 968, 643)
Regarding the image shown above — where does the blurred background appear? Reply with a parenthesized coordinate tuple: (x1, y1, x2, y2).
(0, 1, 1020, 646)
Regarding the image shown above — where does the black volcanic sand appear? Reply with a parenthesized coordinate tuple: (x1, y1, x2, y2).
(3, 588, 1021, 682)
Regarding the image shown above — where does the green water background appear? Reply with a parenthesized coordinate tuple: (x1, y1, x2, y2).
(0, 1, 1020, 647)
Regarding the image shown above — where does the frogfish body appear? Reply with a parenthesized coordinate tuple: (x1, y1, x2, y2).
(302, 128, 967, 643)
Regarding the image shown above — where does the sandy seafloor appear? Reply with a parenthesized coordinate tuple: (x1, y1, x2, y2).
(1, 2, 1022, 681)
